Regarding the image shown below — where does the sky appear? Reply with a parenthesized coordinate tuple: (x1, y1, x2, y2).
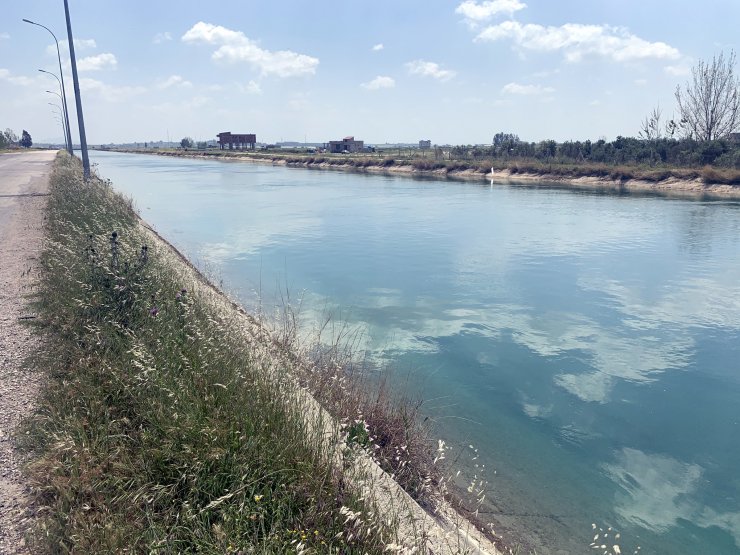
(1, 0, 739, 145)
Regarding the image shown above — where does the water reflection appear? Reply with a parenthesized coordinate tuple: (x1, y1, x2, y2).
(605, 448, 740, 549)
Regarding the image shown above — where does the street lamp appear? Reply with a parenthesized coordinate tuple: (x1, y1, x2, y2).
(48, 102, 68, 151)
(22, 18, 73, 156)
(46, 90, 69, 151)
(38, 68, 72, 153)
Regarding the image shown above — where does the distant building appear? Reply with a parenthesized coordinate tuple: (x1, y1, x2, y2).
(328, 136, 364, 153)
(419, 140, 432, 149)
(217, 132, 256, 150)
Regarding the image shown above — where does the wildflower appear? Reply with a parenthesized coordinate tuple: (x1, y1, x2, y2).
(149, 306, 159, 317)
(253, 494, 263, 502)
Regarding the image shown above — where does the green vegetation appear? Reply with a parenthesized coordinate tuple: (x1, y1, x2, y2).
(21, 153, 437, 553)
(128, 140, 740, 187)
(0, 127, 19, 149)
(20, 129, 32, 148)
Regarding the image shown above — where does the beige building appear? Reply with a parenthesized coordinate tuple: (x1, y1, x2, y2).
(328, 136, 364, 153)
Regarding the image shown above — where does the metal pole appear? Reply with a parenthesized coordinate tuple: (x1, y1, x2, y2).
(48, 102, 68, 151)
(38, 70, 72, 153)
(23, 19, 73, 156)
(62, 0, 90, 179)
(46, 91, 69, 151)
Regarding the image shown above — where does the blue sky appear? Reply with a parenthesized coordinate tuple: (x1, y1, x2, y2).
(1, 0, 738, 145)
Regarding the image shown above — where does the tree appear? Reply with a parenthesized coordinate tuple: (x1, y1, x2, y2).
(180, 137, 194, 149)
(0, 128, 20, 149)
(675, 50, 740, 141)
(639, 105, 663, 140)
(20, 130, 32, 148)
(493, 132, 520, 146)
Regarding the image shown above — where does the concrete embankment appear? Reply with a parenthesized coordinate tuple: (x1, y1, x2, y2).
(131, 176, 504, 555)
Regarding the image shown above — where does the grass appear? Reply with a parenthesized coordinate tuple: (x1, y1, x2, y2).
(20, 152, 439, 553)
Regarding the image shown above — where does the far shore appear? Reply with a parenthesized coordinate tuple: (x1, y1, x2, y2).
(97, 147, 740, 200)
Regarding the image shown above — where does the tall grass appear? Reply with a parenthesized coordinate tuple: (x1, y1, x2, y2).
(21, 153, 422, 553)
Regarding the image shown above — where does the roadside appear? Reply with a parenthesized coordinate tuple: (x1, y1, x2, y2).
(0, 150, 56, 554)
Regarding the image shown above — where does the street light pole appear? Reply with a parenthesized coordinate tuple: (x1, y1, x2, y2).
(63, 0, 90, 179)
(22, 18, 73, 156)
(39, 69, 71, 151)
(47, 101, 68, 151)
(48, 103, 68, 151)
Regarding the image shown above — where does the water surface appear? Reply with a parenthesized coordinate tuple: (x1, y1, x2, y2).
(91, 151, 740, 554)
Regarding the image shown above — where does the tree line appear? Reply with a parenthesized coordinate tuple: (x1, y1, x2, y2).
(455, 136, 739, 168)
(0, 128, 33, 148)
(465, 51, 740, 169)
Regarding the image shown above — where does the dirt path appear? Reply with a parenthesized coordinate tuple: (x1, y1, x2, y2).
(0, 151, 56, 554)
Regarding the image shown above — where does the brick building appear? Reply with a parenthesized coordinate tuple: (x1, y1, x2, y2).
(217, 132, 257, 150)
(328, 136, 364, 153)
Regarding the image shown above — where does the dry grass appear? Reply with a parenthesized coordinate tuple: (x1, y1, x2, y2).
(20, 153, 432, 554)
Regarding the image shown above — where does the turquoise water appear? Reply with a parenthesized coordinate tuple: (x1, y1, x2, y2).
(90, 151, 740, 554)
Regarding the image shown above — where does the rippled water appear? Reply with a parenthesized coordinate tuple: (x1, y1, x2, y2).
(90, 151, 740, 554)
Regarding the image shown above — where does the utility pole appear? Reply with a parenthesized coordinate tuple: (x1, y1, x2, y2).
(63, 0, 90, 179)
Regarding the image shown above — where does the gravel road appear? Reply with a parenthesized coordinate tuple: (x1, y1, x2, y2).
(0, 150, 56, 554)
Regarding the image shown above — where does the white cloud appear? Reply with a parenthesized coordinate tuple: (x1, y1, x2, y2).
(634, 78, 648, 86)
(406, 59, 456, 81)
(0, 32, 9, 40)
(456, 0, 527, 22)
(77, 53, 117, 72)
(153, 32, 172, 44)
(0, 68, 37, 87)
(156, 75, 193, 90)
(501, 82, 554, 95)
(361, 75, 395, 90)
(79, 78, 147, 102)
(46, 38, 96, 57)
(372, 43, 384, 51)
(182, 22, 243, 45)
(182, 21, 319, 78)
(476, 21, 681, 63)
(664, 64, 691, 76)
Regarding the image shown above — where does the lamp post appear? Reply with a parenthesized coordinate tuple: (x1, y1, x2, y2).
(48, 102, 68, 151)
(46, 90, 69, 151)
(49, 103, 67, 150)
(38, 69, 72, 153)
(63, 0, 90, 179)
(22, 18, 73, 156)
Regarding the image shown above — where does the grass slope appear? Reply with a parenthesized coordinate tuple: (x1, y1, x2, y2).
(21, 153, 411, 554)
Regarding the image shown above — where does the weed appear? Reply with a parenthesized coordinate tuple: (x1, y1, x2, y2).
(22, 153, 410, 553)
